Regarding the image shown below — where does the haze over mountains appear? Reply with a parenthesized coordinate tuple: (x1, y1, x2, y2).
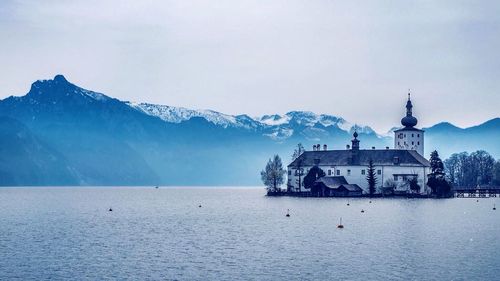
(0, 75, 498, 186)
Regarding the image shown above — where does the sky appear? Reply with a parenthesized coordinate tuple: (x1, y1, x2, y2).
(0, 0, 499, 133)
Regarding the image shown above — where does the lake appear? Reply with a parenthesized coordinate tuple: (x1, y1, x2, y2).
(0, 187, 499, 280)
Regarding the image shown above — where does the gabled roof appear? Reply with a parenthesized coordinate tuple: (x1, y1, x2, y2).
(314, 176, 362, 192)
(315, 176, 348, 186)
(288, 149, 430, 167)
(340, 184, 363, 192)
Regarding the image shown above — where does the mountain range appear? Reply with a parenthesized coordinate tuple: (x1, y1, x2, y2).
(0, 75, 498, 186)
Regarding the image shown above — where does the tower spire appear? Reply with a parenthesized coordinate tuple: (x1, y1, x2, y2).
(401, 91, 417, 128)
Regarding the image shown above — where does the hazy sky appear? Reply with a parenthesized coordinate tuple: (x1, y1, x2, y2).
(0, 0, 499, 132)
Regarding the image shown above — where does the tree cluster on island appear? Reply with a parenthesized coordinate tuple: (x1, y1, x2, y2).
(444, 150, 500, 187)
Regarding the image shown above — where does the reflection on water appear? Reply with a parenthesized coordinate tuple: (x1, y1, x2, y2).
(0, 187, 499, 280)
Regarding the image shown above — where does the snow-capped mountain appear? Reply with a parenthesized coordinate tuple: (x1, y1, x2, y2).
(127, 102, 263, 130)
(126, 102, 375, 140)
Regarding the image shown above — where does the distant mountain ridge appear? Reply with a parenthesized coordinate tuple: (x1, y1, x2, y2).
(126, 102, 377, 141)
(0, 75, 498, 186)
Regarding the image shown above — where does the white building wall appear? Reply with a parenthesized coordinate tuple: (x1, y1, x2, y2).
(394, 130, 425, 156)
(287, 164, 430, 194)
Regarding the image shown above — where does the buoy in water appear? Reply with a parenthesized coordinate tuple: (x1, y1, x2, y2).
(155, 186, 159, 189)
(198, 204, 202, 208)
(369, 200, 372, 203)
(286, 209, 290, 217)
(108, 208, 113, 212)
(361, 209, 365, 213)
(337, 217, 344, 228)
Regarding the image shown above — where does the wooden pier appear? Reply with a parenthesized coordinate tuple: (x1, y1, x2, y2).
(453, 186, 500, 198)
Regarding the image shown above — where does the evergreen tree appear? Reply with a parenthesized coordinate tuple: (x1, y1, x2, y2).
(427, 150, 452, 197)
(430, 150, 445, 175)
(366, 159, 377, 197)
(261, 155, 286, 194)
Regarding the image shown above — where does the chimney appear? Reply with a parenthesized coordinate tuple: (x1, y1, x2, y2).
(386, 146, 389, 150)
(323, 144, 327, 151)
(346, 145, 350, 150)
(312, 145, 316, 151)
(372, 146, 375, 150)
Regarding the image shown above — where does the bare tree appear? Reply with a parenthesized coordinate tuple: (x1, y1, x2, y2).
(291, 143, 305, 161)
(261, 155, 286, 194)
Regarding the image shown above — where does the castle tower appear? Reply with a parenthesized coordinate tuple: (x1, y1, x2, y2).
(394, 92, 425, 156)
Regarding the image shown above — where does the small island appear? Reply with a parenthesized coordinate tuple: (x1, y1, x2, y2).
(261, 94, 500, 198)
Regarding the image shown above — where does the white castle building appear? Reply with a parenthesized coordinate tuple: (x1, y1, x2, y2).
(287, 94, 431, 195)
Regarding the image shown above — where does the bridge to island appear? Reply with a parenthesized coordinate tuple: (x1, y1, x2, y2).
(453, 187, 500, 198)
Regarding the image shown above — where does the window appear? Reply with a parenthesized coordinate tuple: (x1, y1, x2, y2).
(361, 169, 365, 175)
(402, 175, 407, 181)
(347, 169, 351, 176)
(394, 175, 398, 181)
(288, 170, 291, 176)
(393, 157, 399, 164)
(336, 170, 340, 176)
(412, 141, 414, 145)
(398, 141, 400, 145)
(417, 141, 420, 145)
(417, 134, 420, 137)
(328, 169, 331, 176)
(377, 169, 382, 175)
(412, 134, 414, 137)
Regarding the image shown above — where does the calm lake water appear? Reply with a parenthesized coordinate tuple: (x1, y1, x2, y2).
(0, 187, 499, 281)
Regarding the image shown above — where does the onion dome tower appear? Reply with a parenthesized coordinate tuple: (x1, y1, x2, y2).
(351, 131, 360, 151)
(394, 91, 425, 156)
